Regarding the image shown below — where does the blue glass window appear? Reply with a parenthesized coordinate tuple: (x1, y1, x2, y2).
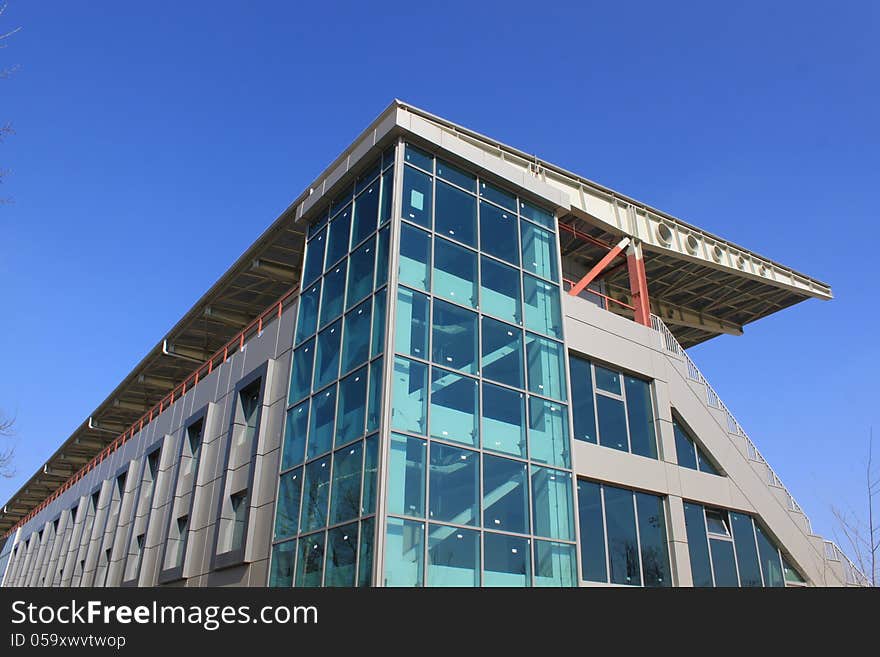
(479, 201, 519, 266)
(330, 186, 353, 217)
(329, 442, 363, 525)
(326, 205, 351, 269)
(594, 365, 621, 394)
(531, 466, 575, 541)
(346, 237, 375, 309)
(295, 282, 321, 345)
(604, 485, 640, 586)
(352, 183, 379, 247)
(597, 395, 628, 452)
(534, 541, 577, 587)
(520, 222, 558, 282)
(636, 492, 670, 587)
(395, 287, 429, 359)
(295, 532, 325, 587)
(625, 376, 656, 459)
(519, 200, 555, 229)
(391, 357, 428, 435)
(355, 161, 380, 195)
(429, 443, 479, 526)
(432, 300, 478, 374)
(481, 383, 526, 458)
(710, 539, 739, 587)
(479, 181, 516, 211)
(313, 320, 341, 391)
(288, 338, 314, 404)
(483, 454, 529, 535)
(402, 166, 432, 228)
(436, 158, 476, 192)
(379, 169, 394, 226)
(404, 144, 432, 171)
(366, 357, 383, 434)
(755, 524, 784, 587)
(731, 512, 762, 587)
(674, 418, 699, 470)
(481, 317, 524, 388)
(274, 468, 303, 540)
(384, 517, 424, 587)
(302, 229, 326, 288)
(358, 517, 374, 587)
(307, 385, 336, 460)
(480, 256, 521, 325)
(281, 400, 309, 470)
(483, 532, 531, 587)
(577, 480, 607, 583)
(683, 502, 713, 587)
(375, 225, 390, 289)
(325, 523, 358, 587)
(427, 525, 480, 587)
(525, 334, 567, 402)
(523, 275, 562, 339)
(433, 238, 478, 308)
(300, 456, 331, 533)
(320, 262, 347, 327)
(341, 299, 371, 375)
(435, 180, 477, 248)
(371, 287, 386, 357)
(528, 397, 570, 468)
(388, 433, 427, 517)
(399, 223, 431, 291)
(430, 368, 478, 447)
(335, 367, 367, 447)
(269, 540, 296, 587)
(569, 355, 597, 443)
(362, 434, 379, 515)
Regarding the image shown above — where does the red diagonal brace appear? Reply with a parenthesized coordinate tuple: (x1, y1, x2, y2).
(568, 237, 631, 297)
(627, 242, 651, 327)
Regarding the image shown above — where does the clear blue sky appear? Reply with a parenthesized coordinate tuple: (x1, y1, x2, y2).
(1, 2, 877, 555)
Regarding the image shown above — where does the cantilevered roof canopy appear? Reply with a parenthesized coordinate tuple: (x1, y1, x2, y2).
(1, 99, 832, 534)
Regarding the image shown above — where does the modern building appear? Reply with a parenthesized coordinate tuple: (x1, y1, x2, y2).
(0, 101, 866, 588)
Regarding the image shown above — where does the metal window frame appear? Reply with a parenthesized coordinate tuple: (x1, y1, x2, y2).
(157, 404, 210, 584)
(120, 438, 164, 587)
(210, 362, 268, 571)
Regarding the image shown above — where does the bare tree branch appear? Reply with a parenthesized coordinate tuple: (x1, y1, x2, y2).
(0, 410, 15, 478)
(0, 1, 19, 204)
(833, 428, 878, 586)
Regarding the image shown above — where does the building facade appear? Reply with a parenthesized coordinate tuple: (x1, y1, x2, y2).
(0, 101, 866, 587)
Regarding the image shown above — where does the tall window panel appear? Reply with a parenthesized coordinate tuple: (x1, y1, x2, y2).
(683, 501, 787, 587)
(386, 142, 575, 587)
(122, 445, 163, 586)
(568, 354, 658, 459)
(212, 372, 265, 570)
(270, 147, 394, 587)
(159, 411, 207, 583)
(576, 479, 671, 587)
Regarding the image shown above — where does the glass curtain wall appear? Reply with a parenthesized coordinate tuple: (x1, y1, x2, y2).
(269, 146, 394, 587)
(384, 143, 576, 587)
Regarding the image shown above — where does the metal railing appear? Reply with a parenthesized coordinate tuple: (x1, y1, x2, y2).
(562, 277, 635, 313)
(824, 541, 871, 587)
(649, 313, 870, 586)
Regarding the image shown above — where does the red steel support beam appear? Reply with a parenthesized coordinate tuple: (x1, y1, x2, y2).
(568, 237, 630, 298)
(626, 242, 652, 327)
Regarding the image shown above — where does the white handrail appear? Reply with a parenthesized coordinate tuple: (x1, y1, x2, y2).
(649, 314, 869, 586)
